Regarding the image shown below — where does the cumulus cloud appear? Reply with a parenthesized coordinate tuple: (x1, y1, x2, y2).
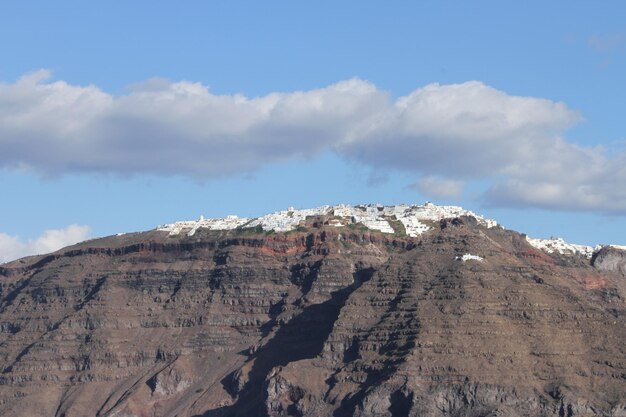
(0, 70, 386, 177)
(1, 71, 626, 213)
(411, 177, 464, 199)
(338, 81, 581, 177)
(0, 224, 91, 264)
(484, 149, 626, 213)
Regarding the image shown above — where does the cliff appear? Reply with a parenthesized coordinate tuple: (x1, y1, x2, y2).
(0, 207, 625, 416)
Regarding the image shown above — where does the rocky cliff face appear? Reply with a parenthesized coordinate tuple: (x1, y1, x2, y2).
(0, 212, 625, 417)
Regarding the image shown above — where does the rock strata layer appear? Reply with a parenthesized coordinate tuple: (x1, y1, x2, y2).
(0, 212, 625, 416)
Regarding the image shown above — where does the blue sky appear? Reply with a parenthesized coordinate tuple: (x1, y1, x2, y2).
(1, 1, 625, 262)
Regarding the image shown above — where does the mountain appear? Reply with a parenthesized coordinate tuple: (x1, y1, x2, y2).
(0, 203, 625, 417)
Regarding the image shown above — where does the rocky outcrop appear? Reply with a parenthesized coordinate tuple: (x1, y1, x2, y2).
(0, 215, 625, 416)
(593, 246, 626, 277)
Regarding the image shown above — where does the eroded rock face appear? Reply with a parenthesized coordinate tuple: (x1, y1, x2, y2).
(0, 217, 625, 416)
(593, 246, 626, 277)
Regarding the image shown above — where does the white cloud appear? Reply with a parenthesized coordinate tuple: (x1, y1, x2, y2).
(484, 149, 626, 213)
(412, 176, 464, 199)
(0, 224, 91, 264)
(0, 71, 386, 177)
(1, 71, 626, 213)
(338, 81, 581, 177)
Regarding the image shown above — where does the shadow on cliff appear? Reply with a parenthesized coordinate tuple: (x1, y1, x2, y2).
(193, 267, 376, 417)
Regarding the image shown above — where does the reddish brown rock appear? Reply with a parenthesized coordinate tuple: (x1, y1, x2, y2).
(0, 217, 625, 416)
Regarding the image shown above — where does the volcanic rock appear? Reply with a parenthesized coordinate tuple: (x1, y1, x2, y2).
(0, 205, 625, 416)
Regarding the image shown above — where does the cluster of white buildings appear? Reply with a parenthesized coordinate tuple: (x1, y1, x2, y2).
(457, 253, 484, 262)
(155, 202, 626, 259)
(525, 236, 600, 258)
(246, 206, 332, 232)
(159, 215, 251, 237)
(157, 202, 498, 238)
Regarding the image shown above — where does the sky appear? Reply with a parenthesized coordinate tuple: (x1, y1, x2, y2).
(1, 1, 625, 263)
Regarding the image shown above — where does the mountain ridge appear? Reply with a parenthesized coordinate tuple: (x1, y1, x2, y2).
(157, 202, 612, 259)
(2, 202, 616, 267)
